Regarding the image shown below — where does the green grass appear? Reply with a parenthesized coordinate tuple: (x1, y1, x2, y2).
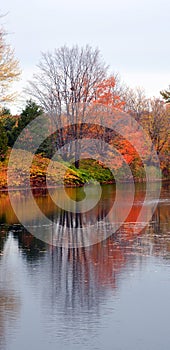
(70, 159, 115, 184)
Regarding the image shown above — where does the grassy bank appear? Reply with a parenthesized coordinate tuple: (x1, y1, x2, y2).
(0, 150, 115, 190)
(0, 148, 169, 191)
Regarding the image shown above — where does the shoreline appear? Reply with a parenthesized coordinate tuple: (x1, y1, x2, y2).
(0, 178, 168, 193)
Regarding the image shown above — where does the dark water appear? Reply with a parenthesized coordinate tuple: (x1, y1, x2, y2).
(0, 182, 169, 350)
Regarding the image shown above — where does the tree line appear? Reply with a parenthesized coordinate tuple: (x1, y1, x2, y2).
(0, 20, 169, 179)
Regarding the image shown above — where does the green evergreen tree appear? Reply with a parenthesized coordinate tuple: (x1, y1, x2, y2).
(10, 100, 44, 147)
(0, 107, 11, 116)
(160, 86, 170, 103)
(7, 100, 55, 157)
(18, 99, 43, 130)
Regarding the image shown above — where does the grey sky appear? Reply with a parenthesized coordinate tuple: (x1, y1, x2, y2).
(1, 0, 170, 112)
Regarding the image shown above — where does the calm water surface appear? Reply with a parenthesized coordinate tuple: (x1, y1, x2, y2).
(0, 182, 170, 350)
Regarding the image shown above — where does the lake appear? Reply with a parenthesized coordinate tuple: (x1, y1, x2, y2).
(0, 182, 170, 350)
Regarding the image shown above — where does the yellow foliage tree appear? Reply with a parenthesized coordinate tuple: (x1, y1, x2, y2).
(0, 25, 20, 108)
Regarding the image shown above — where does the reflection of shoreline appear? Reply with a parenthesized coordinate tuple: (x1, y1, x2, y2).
(0, 192, 169, 337)
(0, 185, 115, 225)
(0, 183, 169, 249)
(0, 184, 169, 350)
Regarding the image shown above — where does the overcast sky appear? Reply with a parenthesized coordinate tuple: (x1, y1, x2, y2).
(1, 0, 170, 113)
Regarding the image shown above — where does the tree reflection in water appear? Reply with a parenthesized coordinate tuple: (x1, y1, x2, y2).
(0, 182, 169, 320)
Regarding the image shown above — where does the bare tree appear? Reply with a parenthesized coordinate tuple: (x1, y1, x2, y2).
(142, 98, 170, 156)
(27, 45, 108, 167)
(122, 86, 150, 123)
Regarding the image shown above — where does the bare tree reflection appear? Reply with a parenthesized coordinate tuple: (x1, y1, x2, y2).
(0, 234, 21, 349)
(0, 183, 169, 321)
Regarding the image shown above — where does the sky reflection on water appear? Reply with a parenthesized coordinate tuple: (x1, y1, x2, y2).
(0, 182, 169, 350)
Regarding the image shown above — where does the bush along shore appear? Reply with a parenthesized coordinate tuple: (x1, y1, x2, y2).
(0, 149, 168, 191)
